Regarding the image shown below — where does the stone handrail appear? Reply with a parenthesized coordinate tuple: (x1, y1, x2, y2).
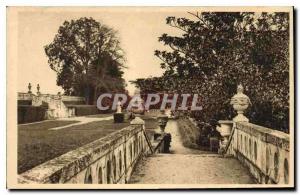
(18, 120, 168, 184)
(225, 122, 290, 184)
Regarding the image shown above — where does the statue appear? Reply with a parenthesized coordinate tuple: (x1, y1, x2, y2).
(230, 84, 251, 122)
(37, 84, 41, 95)
(116, 100, 122, 113)
(28, 83, 32, 94)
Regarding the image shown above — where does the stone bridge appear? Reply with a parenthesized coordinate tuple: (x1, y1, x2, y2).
(18, 113, 291, 187)
(17, 86, 292, 187)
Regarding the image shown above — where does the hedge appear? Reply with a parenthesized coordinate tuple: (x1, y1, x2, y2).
(63, 100, 86, 105)
(18, 100, 32, 106)
(18, 105, 47, 124)
(70, 105, 112, 116)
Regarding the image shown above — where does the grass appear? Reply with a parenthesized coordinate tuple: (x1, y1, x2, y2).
(18, 119, 129, 174)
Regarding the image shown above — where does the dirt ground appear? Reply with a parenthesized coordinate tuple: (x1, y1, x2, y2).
(129, 120, 255, 184)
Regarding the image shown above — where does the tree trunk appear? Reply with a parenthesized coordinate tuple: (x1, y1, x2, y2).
(93, 86, 98, 105)
(84, 85, 90, 105)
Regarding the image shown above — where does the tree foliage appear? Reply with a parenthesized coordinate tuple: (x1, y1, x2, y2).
(45, 17, 126, 104)
(133, 12, 290, 132)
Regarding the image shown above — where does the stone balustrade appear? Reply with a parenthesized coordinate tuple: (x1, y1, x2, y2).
(17, 92, 34, 100)
(18, 120, 168, 184)
(18, 93, 85, 119)
(61, 95, 85, 102)
(225, 122, 290, 184)
(18, 92, 85, 102)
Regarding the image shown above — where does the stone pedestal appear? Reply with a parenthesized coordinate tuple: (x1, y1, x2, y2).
(114, 100, 124, 123)
(114, 113, 125, 123)
(217, 120, 234, 150)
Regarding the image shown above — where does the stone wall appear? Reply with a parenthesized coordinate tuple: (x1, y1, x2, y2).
(225, 122, 290, 184)
(17, 93, 85, 119)
(18, 121, 167, 184)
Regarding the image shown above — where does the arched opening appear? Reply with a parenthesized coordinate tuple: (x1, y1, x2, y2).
(113, 155, 117, 181)
(254, 141, 258, 161)
(284, 158, 289, 184)
(140, 136, 143, 151)
(240, 134, 242, 150)
(244, 136, 247, 154)
(106, 160, 111, 184)
(98, 166, 103, 184)
(84, 167, 93, 184)
(124, 146, 127, 169)
(119, 151, 122, 175)
(131, 143, 134, 161)
(133, 140, 136, 157)
(274, 152, 279, 179)
(130, 143, 132, 162)
(249, 139, 252, 157)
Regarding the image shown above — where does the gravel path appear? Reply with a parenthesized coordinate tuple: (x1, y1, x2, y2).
(129, 120, 255, 184)
(49, 115, 113, 130)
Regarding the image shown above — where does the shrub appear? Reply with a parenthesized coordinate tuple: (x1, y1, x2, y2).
(18, 100, 32, 106)
(63, 100, 86, 105)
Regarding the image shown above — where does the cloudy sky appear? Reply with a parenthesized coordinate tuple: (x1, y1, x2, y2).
(15, 7, 196, 95)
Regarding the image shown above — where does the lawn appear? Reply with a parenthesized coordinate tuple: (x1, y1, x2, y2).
(18, 119, 129, 174)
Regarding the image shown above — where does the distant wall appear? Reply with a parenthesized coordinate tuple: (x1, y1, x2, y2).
(226, 122, 290, 184)
(18, 122, 167, 184)
(61, 95, 85, 103)
(17, 93, 88, 122)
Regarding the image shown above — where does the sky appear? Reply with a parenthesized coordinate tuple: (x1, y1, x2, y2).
(16, 7, 196, 95)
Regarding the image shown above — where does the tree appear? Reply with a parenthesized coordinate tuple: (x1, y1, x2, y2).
(134, 12, 290, 132)
(45, 17, 126, 104)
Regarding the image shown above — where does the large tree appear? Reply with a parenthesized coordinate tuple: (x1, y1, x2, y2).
(45, 17, 126, 104)
(134, 12, 290, 132)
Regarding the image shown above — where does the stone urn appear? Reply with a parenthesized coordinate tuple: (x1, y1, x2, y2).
(217, 120, 233, 149)
(230, 84, 251, 122)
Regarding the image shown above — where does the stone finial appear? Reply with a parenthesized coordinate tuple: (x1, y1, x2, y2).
(230, 84, 251, 122)
(37, 84, 40, 95)
(28, 83, 32, 94)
